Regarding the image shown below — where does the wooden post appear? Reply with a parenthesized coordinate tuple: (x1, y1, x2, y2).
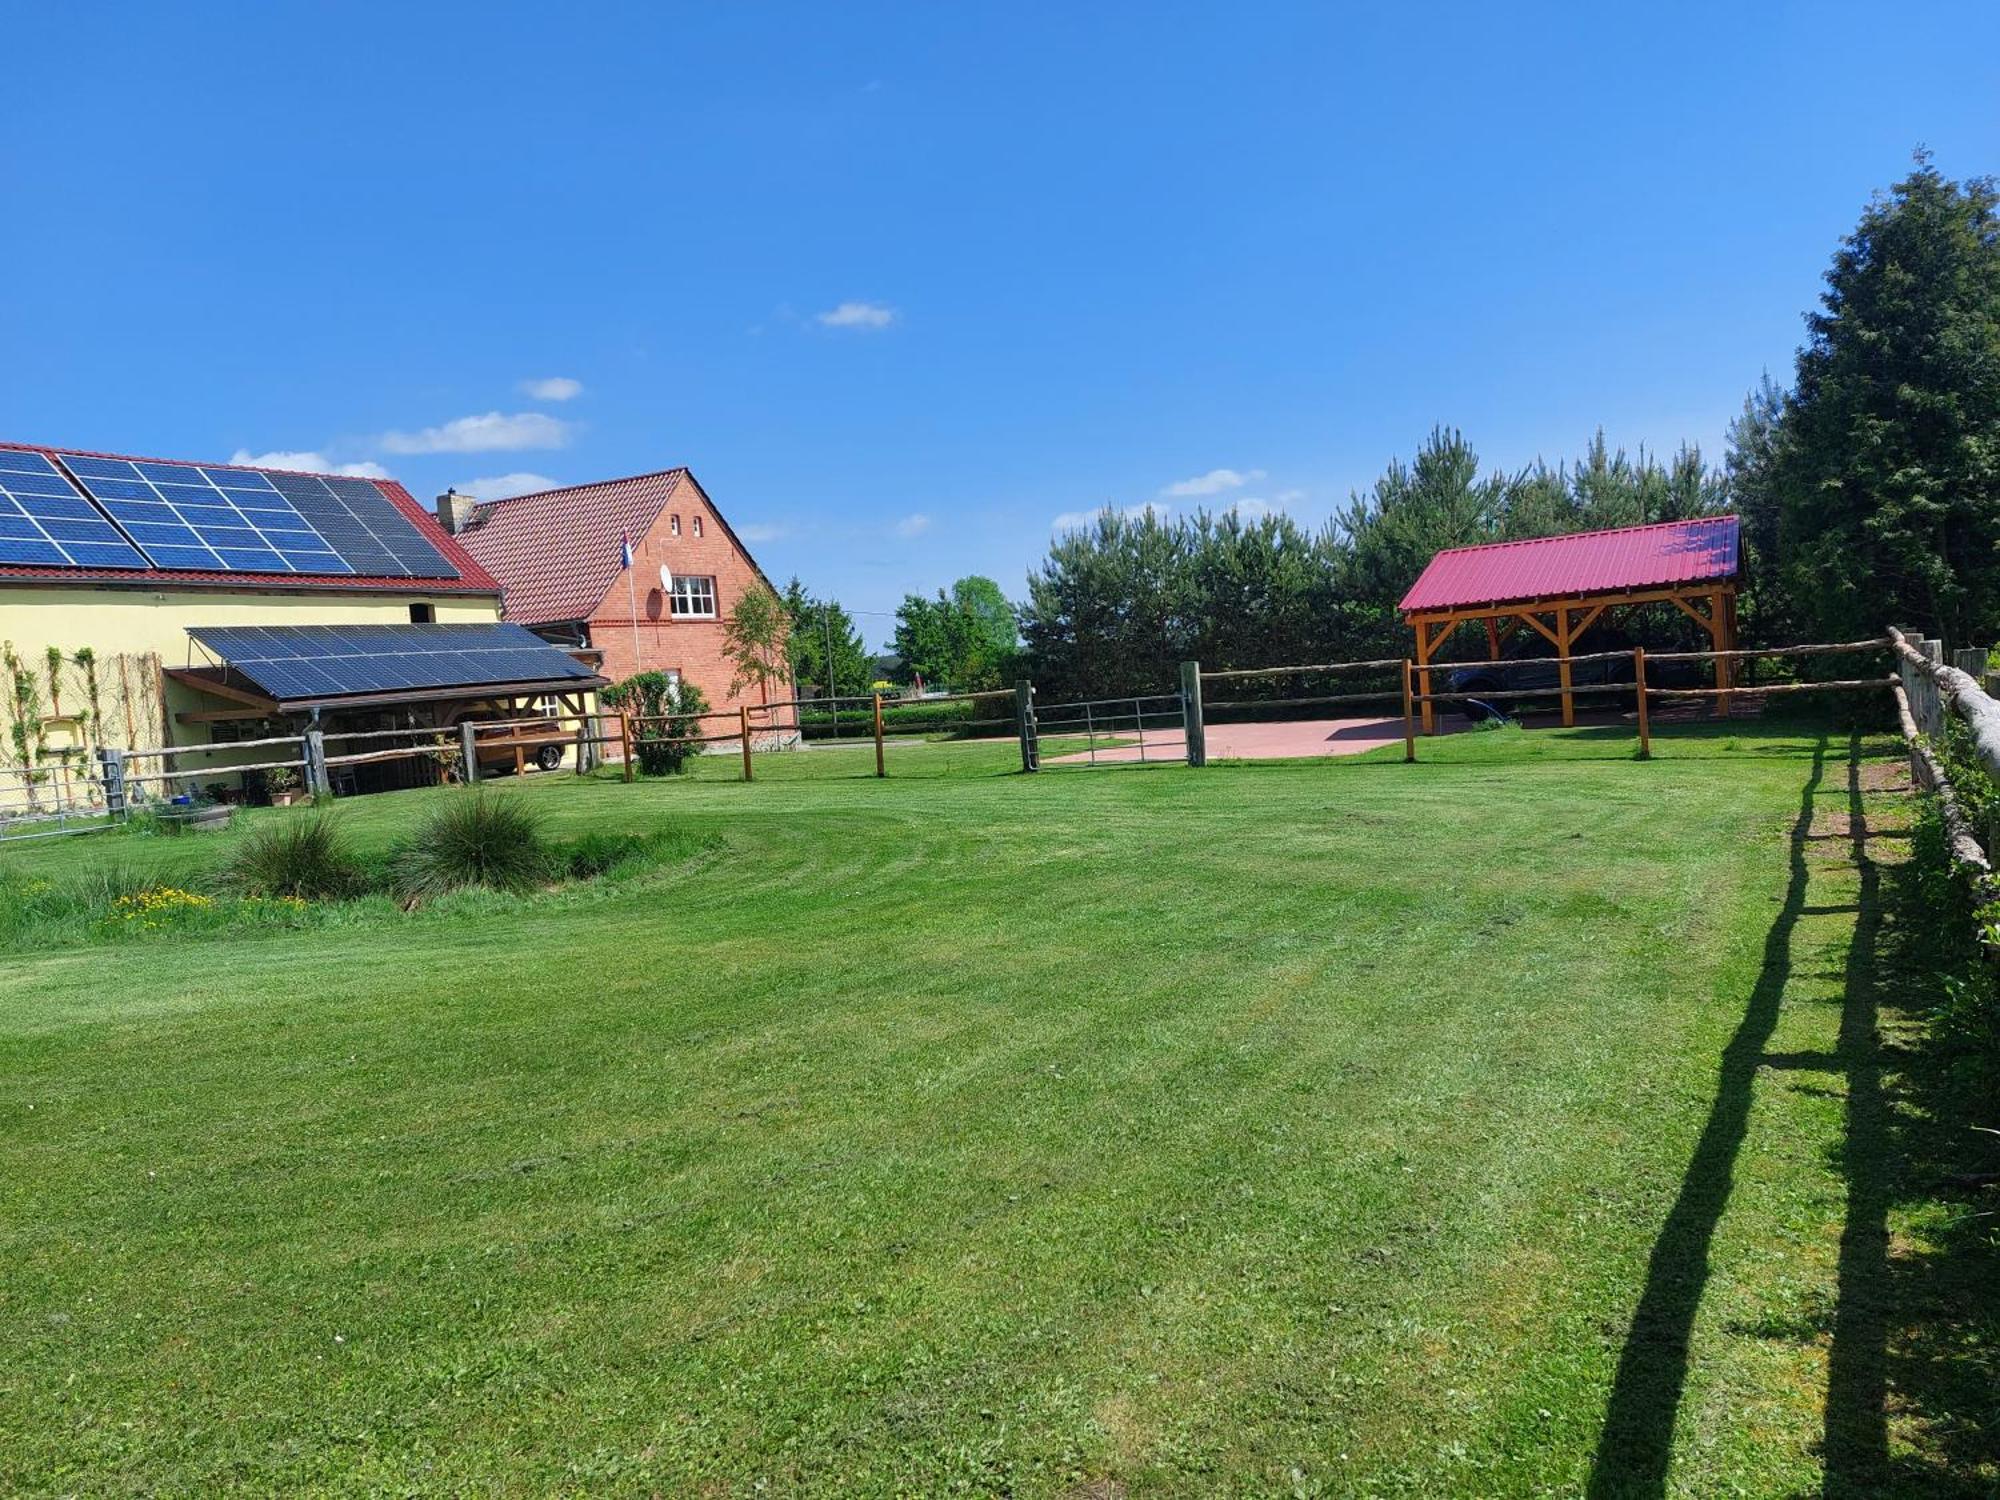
(739, 705, 754, 782)
(1709, 589, 1733, 716)
(872, 692, 885, 778)
(1484, 618, 1501, 661)
(304, 728, 331, 798)
(620, 712, 634, 782)
(1401, 659, 1416, 763)
(1556, 606, 1576, 728)
(1179, 660, 1206, 767)
(1014, 679, 1038, 772)
(459, 720, 481, 784)
(573, 718, 588, 776)
(1634, 646, 1651, 760)
(98, 746, 127, 817)
(1415, 622, 1436, 736)
(1919, 638, 1944, 735)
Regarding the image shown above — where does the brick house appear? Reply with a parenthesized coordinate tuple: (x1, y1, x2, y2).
(441, 468, 792, 725)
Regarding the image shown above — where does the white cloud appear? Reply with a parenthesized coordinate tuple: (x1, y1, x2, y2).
(736, 522, 790, 543)
(1051, 502, 1171, 533)
(1160, 467, 1265, 499)
(520, 376, 584, 402)
(893, 512, 931, 538)
(229, 449, 391, 479)
(455, 472, 559, 501)
(815, 300, 897, 330)
(1229, 488, 1306, 520)
(379, 411, 573, 455)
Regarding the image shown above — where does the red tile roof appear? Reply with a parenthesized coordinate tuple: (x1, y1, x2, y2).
(456, 467, 777, 627)
(0, 440, 500, 595)
(454, 469, 690, 625)
(1398, 515, 1741, 614)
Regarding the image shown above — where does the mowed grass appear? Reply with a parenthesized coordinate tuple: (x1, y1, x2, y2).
(0, 722, 1967, 1494)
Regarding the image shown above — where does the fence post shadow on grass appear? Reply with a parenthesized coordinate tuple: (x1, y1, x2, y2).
(1819, 732, 1892, 1493)
(1586, 734, 1829, 1497)
(1588, 731, 1902, 1497)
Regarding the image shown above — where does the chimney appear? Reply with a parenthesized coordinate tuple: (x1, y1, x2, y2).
(435, 488, 476, 535)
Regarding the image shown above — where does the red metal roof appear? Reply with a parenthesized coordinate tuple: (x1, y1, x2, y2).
(0, 440, 501, 596)
(1398, 515, 1741, 614)
(454, 468, 695, 626)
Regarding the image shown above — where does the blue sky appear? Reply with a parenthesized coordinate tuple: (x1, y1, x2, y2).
(4, 3, 1997, 643)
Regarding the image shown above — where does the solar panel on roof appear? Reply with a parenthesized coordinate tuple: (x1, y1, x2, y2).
(187, 622, 595, 702)
(0, 450, 148, 570)
(56, 455, 366, 577)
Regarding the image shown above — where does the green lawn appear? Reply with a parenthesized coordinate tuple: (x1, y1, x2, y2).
(1, 724, 1992, 1495)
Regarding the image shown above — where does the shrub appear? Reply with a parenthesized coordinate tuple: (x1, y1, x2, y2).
(601, 671, 712, 775)
(224, 813, 362, 900)
(391, 793, 551, 902)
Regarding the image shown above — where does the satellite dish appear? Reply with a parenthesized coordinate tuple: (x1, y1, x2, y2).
(658, 563, 673, 593)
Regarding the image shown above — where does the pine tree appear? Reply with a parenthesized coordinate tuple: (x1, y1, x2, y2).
(1763, 154, 2000, 643)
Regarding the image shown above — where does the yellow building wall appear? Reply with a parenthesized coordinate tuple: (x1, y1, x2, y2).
(0, 584, 498, 661)
(0, 584, 500, 764)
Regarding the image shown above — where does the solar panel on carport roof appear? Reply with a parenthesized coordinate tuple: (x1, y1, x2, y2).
(0, 449, 149, 570)
(189, 623, 595, 701)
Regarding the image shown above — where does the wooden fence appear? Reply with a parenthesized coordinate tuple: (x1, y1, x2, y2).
(1184, 637, 1899, 765)
(1887, 627, 1999, 906)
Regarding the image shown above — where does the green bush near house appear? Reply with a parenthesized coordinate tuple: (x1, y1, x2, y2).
(601, 671, 712, 773)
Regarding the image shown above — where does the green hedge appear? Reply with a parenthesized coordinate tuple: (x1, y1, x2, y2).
(797, 700, 1015, 741)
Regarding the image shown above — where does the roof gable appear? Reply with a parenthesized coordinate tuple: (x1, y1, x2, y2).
(455, 467, 775, 625)
(1398, 515, 1741, 614)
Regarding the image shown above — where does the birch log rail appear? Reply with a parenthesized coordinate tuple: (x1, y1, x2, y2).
(1889, 626, 2000, 785)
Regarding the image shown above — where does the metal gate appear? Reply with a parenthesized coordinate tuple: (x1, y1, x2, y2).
(1027, 691, 1188, 769)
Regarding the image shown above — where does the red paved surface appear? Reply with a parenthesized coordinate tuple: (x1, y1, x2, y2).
(1045, 715, 1472, 764)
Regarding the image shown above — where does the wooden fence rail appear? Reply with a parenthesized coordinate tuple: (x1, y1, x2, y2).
(1890, 626, 2000, 786)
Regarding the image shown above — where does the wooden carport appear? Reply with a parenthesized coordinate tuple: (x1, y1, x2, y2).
(1398, 516, 1742, 733)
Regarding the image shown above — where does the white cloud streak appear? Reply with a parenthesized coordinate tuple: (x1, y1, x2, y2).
(1052, 502, 1171, 533)
(893, 512, 931, 538)
(816, 301, 897, 330)
(1160, 467, 1264, 498)
(229, 449, 390, 479)
(379, 411, 573, 455)
(520, 376, 584, 402)
(736, 522, 790, 543)
(455, 473, 560, 501)
(1229, 488, 1306, 519)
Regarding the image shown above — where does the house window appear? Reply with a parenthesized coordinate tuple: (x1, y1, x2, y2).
(669, 515, 681, 537)
(670, 575, 718, 618)
(409, 603, 434, 623)
(692, 515, 703, 538)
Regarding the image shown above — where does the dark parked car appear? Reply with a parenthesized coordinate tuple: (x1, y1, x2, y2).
(1445, 641, 1701, 720)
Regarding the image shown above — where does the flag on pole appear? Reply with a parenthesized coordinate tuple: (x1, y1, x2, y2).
(620, 531, 634, 568)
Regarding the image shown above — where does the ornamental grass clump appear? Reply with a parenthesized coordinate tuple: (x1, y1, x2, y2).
(225, 813, 363, 900)
(391, 793, 551, 904)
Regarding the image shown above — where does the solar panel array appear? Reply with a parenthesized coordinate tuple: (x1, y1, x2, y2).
(0, 451, 149, 570)
(61, 455, 354, 575)
(188, 622, 596, 702)
(0, 446, 461, 580)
